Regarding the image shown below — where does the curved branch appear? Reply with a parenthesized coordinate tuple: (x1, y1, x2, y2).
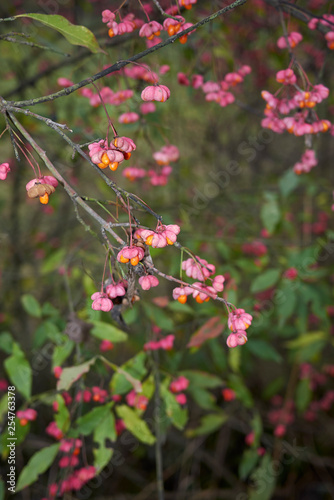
(2, 33, 134, 99)
(263, 0, 333, 33)
(6, 0, 247, 108)
(147, 262, 232, 308)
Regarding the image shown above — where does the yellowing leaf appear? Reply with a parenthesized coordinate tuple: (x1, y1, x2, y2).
(57, 357, 96, 391)
(285, 331, 326, 349)
(116, 405, 155, 445)
(186, 413, 228, 437)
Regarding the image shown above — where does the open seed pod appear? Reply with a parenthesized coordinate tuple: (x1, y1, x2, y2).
(133, 240, 146, 251)
(27, 183, 55, 199)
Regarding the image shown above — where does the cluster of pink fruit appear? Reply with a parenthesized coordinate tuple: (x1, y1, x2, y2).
(260, 28, 333, 177)
(144, 334, 175, 351)
(123, 144, 179, 186)
(91, 281, 127, 312)
(177, 65, 251, 108)
(308, 14, 334, 50)
(90, 222, 181, 311)
(172, 256, 224, 304)
(226, 308, 253, 348)
(88, 136, 136, 172)
(261, 75, 331, 137)
(102, 6, 195, 46)
(0, 162, 10, 180)
(171, 255, 253, 347)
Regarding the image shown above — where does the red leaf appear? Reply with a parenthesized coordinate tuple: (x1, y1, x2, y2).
(187, 317, 224, 348)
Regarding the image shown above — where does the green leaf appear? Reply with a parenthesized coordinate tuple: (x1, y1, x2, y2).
(0, 394, 9, 421)
(297, 283, 327, 320)
(246, 340, 282, 363)
(57, 357, 97, 391)
(142, 303, 174, 331)
(33, 321, 60, 348)
(187, 386, 219, 411)
(251, 269, 281, 293)
(4, 344, 32, 400)
(216, 241, 231, 259)
(0, 332, 14, 354)
(90, 321, 128, 343)
(116, 405, 156, 445)
(160, 383, 188, 430)
(52, 340, 75, 369)
(40, 248, 67, 274)
(141, 376, 155, 403)
(167, 300, 194, 315)
(21, 294, 41, 317)
(16, 443, 60, 491)
(296, 340, 326, 363)
(286, 331, 326, 350)
(111, 352, 147, 395)
(236, 258, 260, 273)
(122, 306, 138, 325)
(228, 374, 253, 408)
(40, 321, 62, 343)
(115, 367, 143, 394)
(248, 454, 276, 500)
(296, 377, 312, 413)
(279, 169, 300, 197)
(187, 317, 224, 348)
(41, 302, 59, 317)
(208, 338, 227, 371)
(262, 377, 285, 399)
(16, 14, 103, 54)
(0, 419, 30, 456)
(0, 479, 4, 500)
(276, 284, 297, 326)
(179, 370, 223, 389)
(226, 288, 238, 307)
(251, 412, 263, 447)
(75, 404, 113, 436)
(261, 194, 280, 234)
(54, 394, 70, 433)
(186, 412, 228, 437)
(239, 448, 260, 480)
(295, 298, 308, 334)
(228, 345, 241, 372)
(93, 440, 113, 473)
(93, 412, 116, 471)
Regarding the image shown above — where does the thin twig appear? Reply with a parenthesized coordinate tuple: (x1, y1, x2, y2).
(3, 33, 133, 99)
(5, 105, 72, 131)
(4, 115, 20, 161)
(0, 35, 70, 56)
(263, 0, 334, 33)
(72, 198, 98, 238)
(146, 262, 232, 308)
(151, 0, 180, 21)
(278, 9, 294, 61)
